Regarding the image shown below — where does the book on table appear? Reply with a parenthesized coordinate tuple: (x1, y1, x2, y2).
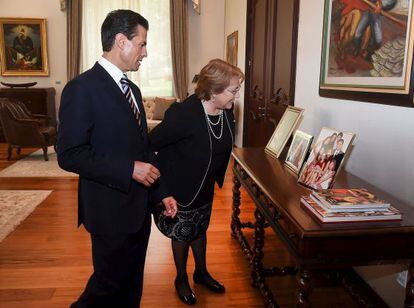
(301, 196, 402, 223)
(311, 188, 390, 212)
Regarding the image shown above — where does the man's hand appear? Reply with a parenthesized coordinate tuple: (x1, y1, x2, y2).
(162, 196, 178, 218)
(132, 161, 160, 187)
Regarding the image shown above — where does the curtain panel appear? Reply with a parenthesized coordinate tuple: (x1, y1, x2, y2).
(169, 0, 188, 101)
(66, 0, 82, 81)
(81, 0, 173, 97)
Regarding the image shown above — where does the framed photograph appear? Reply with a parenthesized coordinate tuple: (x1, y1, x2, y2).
(319, 0, 414, 107)
(265, 106, 304, 159)
(226, 31, 238, 66)
(285, 130, 313, 174)
(298, 127, 356, 190)
(0, 18, 49, 76)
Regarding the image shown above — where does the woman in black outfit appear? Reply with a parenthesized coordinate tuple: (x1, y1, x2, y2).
(150, 59, 244, 305)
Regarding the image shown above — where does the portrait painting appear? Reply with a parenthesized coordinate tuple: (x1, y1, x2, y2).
(298, 127, 356, 190)
(0, 18, 49, 76)
(319, 0, 414, 94)
(226, 31, 238, 66)
(285, 130, 313, 174)
(265, 106, 304, 159)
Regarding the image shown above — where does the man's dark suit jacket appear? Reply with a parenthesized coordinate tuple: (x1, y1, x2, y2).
(333, 151, 345, 172)
(57, 62, 153, 235)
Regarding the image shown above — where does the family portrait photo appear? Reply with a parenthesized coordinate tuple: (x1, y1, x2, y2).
(298, 127, 355, 190)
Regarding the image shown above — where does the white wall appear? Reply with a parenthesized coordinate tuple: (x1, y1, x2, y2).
(295, 1, 414, 307)
(187, 0, 246, 146)
(187, 0, 225, 95)
(0, 0, 67, 112)
(225, 0, 247, 146)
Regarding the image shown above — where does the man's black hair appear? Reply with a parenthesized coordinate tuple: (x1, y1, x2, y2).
(101, 9, 149, 52)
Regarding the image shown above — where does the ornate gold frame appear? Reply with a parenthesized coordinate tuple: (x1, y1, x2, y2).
(226, 31, 238, 66)
(0, 18, 49, 76)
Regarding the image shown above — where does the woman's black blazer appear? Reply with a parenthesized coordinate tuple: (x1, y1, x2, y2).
(149, 94, 235, 205)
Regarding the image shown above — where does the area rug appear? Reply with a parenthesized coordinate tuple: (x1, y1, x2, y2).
(0, 190, 52, 242)
(0, 147, 77, 178)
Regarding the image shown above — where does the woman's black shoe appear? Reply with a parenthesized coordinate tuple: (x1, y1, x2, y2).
(174, 278, 197, 305)
(193, 270, 225, 293)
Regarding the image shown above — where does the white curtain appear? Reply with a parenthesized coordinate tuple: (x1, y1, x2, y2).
(82, 0, 173, 97)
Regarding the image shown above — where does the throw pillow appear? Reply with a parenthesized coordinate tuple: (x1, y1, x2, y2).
(152, 97, 176, 120)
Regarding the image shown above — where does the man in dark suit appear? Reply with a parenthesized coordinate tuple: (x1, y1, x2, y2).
(57, 10, 176, 308)
(332, 138, 345, 171)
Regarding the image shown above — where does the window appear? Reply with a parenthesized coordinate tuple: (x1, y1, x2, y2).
(82, 0, 173, 97)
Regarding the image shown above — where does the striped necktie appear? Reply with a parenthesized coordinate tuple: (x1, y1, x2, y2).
(120, 75, 142, 127)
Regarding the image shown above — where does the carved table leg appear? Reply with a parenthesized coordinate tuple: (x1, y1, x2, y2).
(296, 268, 312, 308)
(405, 262, 414, 308)
(231, 173, 242, 238)
(7, 145, 12, 160)
(253, 208, 278, 307)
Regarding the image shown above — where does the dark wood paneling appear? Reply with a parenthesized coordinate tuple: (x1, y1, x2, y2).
(243, 0, 300, 147)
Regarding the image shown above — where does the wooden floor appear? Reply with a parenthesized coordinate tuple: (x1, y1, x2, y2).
(0, 144, 358, 307)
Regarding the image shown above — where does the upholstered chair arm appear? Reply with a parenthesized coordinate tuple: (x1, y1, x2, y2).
(39, 126, 57, 144)
(39, 126, 56, 137)
(14, 118, 42, 127)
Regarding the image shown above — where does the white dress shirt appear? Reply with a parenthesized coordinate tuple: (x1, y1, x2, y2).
(98, 57, 140, 111)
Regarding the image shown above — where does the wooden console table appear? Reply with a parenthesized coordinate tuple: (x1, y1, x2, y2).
(0, 87, 56, 141)
(231, 147, 414, 307)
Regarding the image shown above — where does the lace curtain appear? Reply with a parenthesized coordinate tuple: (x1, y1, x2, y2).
(82, 0, 173, 97)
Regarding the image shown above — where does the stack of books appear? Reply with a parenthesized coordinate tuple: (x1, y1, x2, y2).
(301, 188, 402, 223)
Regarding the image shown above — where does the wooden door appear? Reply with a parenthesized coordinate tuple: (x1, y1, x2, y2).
(243, 0, 299, 147)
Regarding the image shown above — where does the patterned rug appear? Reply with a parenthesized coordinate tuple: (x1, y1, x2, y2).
(0, 147, 77, 178)
(0, 190, 52, 242)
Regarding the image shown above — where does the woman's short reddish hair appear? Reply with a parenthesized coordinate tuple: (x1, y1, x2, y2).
(195, 59, 244, 101)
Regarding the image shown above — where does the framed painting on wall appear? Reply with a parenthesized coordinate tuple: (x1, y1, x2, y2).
(0, 18, 49, 76)
(192, 0, 201, 15)
(226, 31, 238, 66)
(319, 0, 414, 107)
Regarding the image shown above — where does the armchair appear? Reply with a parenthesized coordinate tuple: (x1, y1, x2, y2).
(0, 99, 56, 161)
(0, 98, 50, 127)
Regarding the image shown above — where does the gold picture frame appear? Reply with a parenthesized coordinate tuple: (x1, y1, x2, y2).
(0, 18, 49, 76)
(319, 0, 414, 107)
(226, 31, 238, 66)
(265, 106, 304, 159)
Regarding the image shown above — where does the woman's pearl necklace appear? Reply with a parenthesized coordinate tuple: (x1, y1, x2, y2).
(202, 100, 224, 140)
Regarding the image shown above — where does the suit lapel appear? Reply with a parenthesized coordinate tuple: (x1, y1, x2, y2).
(93, 63, 146, 136)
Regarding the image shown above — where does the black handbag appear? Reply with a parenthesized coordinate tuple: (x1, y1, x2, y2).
(151, 202, 212, 242)
(151, 202, 178, 239)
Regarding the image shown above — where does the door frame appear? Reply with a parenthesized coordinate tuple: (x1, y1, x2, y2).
(242, 0, 300, 147)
